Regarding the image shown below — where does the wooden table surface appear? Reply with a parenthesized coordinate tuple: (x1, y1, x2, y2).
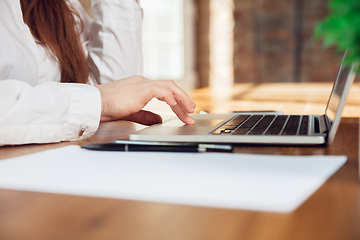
(0, 83, 359, 240)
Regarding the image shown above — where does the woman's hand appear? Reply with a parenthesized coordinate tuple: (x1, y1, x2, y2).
(95, 75, 196, 125)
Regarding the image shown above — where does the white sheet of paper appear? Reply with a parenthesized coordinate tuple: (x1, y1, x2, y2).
(0, 146, 346, 213)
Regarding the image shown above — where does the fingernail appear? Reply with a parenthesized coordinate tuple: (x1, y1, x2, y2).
(188, 115, 195, 124)
(192, 101, 196, 108)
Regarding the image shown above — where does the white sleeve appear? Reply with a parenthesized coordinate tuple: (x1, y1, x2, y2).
(0, 80, 101, 146)
(72, 0, 143, 84)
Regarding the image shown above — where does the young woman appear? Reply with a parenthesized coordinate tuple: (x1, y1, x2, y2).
(0, 0, 195, 145)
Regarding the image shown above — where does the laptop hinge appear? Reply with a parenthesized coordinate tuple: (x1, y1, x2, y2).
(319, 114, 331, 134)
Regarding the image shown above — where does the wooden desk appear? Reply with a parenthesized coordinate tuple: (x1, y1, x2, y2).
(0, 83, 359, 240)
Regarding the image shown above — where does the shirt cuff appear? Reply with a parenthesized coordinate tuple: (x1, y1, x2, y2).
(65, 83, 101, 141)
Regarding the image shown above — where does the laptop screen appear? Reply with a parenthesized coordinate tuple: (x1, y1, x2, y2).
(324, 53, 356, 144)
(325, 65, 351, 121)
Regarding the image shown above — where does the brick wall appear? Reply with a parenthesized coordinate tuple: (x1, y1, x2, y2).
(196, 0, 343, 86)
(233, 0, 342, 83)
(195, 0, 211, 88)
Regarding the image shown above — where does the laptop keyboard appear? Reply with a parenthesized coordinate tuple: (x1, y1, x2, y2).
(212, 115, 310, 136)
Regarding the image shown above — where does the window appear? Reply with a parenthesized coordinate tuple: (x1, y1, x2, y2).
(141, 0, 196, 91)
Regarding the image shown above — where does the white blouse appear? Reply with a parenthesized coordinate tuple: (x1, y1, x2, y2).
(0, 0, 143, 145)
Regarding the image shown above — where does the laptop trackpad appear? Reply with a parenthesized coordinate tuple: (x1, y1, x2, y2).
(195, 119, 224, 126)
(162, 118, 224, 127)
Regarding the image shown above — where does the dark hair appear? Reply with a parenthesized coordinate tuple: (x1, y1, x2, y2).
(20, 0, 89, 84)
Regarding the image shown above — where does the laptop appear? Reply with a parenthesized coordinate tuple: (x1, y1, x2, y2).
(130, 53, 356, 146)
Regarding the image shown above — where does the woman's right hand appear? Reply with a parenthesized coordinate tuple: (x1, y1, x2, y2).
(95, 75, 196, 126)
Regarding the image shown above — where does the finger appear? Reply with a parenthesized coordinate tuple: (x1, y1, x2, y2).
(156, 80, 195, 113)
(171, 102, 195, 125)
(151, 84, 177, 106)
(157, 80, 195, 113)
(121, 110, 163, 126)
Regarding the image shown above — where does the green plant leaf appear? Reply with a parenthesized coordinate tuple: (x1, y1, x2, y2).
(314, 0, 360, 72)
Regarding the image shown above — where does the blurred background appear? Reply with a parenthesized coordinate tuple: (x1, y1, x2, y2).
(79, 0, 344, 92)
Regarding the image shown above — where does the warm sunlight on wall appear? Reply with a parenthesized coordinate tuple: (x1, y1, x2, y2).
(209, 0, 234, 96)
